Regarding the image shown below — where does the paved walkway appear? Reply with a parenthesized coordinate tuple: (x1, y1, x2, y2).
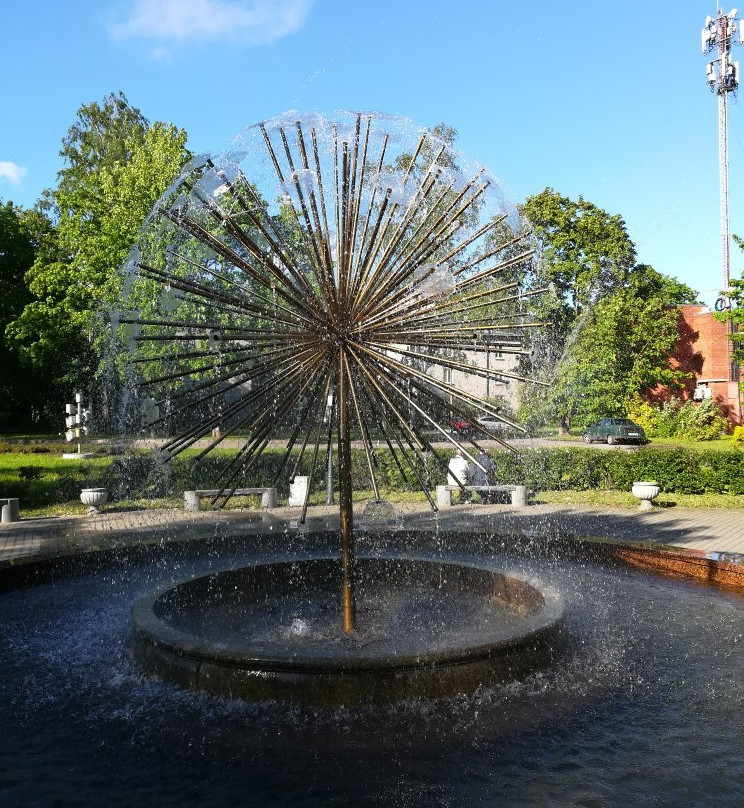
(2, 500, 743, 565)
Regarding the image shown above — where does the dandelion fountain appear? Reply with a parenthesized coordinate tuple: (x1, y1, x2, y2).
(115, 110, 561, 704)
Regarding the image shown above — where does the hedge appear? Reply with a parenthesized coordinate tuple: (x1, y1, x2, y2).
(484, 447, 744, 496)
(95, 445, 744, 499)
(3, 446, 743, 508)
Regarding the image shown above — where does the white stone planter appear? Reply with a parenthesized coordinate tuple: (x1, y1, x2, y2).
(81, 487, 109, 514)
(632, 481, 660, 510)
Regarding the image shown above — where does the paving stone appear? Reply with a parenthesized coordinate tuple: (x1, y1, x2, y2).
(1, 502, 743, 565)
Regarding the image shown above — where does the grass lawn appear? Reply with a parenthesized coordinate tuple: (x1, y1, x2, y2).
(0, 452, 110, 478)
(637, 436, 736, 452)
(0, 452, 111, 511)
(536, 489, 744, 509)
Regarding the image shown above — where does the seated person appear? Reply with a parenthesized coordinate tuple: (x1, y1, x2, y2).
(468, 451, 498, 503)
(447, 449, 470, 503)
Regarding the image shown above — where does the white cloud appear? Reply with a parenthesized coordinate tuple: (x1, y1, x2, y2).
(108, 0, 313, 46)
(0, 161, 27, 185)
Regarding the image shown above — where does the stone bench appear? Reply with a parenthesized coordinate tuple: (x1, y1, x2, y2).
(1, 497, 20, 523)
(436, 484, 529, 508)
(184, 487, 277, 511)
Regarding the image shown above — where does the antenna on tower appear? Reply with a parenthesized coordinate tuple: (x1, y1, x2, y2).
(702, 7, 740, 307)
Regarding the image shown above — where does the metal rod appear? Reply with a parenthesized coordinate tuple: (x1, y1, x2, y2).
(348, 133, 389, 300)
(355, 178, 489, 322)
(338, 347, 356, 633)
(350, 144, 446, 310)
(344, 353, 380, 501)
(299, 368, 336, 523)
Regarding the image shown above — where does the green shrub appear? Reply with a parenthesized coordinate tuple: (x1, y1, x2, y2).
(627, 397, 728, 441)
(626, 397, 662, 435)
(730, 426, 744, 447)
(0, 440, 65, 454)
(82, 446, 744, 500)
(460, 446, 744, 496)
(18, 466, 45, 482)
(674, 399, 729, 440)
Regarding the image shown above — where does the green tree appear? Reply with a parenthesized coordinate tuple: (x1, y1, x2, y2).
(518, 188, 697, 432)
(6, 92, 189, 424)
(545, 269, 695, 426)
(522, 187, 637, 319)
(0, 202, 34, 327)
(0, 202, 56, 427)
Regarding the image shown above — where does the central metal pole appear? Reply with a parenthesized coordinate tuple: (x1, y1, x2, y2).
(338, 348, 356, 632)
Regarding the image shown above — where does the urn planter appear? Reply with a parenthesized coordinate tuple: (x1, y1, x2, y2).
(80, 488, 109, 514)
(632, 481, 660, 510)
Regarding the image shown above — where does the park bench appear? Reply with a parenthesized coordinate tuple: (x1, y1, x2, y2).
(184, 487, 277, 511)
(436, 484, 529, 508)
(0, 497, 20, 522)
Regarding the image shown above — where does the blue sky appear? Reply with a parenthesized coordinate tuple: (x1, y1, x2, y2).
(1, 0, 742, 304)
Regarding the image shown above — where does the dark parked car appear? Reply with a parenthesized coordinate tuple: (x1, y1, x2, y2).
(582, 418, 648, 445)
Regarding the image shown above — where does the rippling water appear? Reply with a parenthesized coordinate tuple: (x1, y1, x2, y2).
(1, 539, 743, 807)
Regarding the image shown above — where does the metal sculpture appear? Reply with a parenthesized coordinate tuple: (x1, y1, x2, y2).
(117, 111, 546, 631)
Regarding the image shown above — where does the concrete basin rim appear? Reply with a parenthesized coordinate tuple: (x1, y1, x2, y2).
(131, 553, 566, 673)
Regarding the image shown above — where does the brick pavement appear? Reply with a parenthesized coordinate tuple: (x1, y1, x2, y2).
(1, 500, 743, 565)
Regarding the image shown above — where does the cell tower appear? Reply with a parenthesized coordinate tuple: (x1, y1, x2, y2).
(702, 7, 741, 305)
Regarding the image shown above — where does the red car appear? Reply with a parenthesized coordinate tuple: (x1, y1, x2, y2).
(450, 418, 472, 435)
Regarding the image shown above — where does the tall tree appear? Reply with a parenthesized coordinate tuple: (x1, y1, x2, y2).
(0, 202, 55, 427)
(0, 202, 34, 338)
(7, 92, 189, 424)
(519, 188, 697, 431)
(522, 188, 637, 327)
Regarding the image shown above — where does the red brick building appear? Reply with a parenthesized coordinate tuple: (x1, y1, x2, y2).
(655, 304, 742, 425)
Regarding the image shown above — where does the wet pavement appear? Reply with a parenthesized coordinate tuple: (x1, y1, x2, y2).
(2, 499, 743, 566)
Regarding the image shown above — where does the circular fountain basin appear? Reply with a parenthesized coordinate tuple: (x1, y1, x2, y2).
(131, 555, 565, 706)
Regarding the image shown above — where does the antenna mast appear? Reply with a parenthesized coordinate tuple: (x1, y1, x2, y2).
(702, 7, 741, 303)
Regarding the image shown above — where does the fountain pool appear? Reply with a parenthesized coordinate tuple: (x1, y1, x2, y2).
(1, 530, 743, 807)
(131, 555, 565, 705)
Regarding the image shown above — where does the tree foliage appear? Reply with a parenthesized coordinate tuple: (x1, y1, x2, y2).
(522, 188, 637, 320)
(519, 189, 698, 430)
(0, 203, 34, 323)
(0, 202, 56, 426)
(543, 273, 694, 426)
(6, 92, 189, 425)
